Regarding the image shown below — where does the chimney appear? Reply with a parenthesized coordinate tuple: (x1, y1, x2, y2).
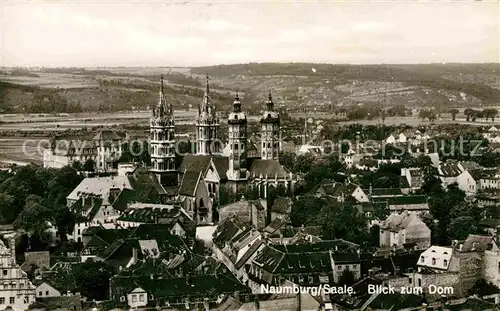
(132, 247, 138, 265)
(9, 237, 15, 265)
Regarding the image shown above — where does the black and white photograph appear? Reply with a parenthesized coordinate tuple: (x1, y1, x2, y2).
(0, 0, 499, 310)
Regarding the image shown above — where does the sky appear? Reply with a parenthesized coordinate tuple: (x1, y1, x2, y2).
(1, 0, 499, 67)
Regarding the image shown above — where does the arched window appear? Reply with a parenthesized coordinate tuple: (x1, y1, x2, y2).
(199, 198, 204, 208)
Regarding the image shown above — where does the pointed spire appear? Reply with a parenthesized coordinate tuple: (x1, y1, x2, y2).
(205, 74, 210, 95)
(233, 91, 241, 113)
(160, 74, 164, 94)
(267, 92, 274, 111)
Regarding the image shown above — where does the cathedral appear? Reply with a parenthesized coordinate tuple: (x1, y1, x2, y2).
(149, 75, 296, 224)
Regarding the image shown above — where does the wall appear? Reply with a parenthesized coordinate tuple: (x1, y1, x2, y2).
(405, 218, 431, 249)
(483, 248, 500, 288)
(457, 252, 483, 293)
(36, 283, 61, 298)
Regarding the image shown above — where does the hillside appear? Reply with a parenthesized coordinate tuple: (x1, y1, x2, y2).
(191, 63, 500, 106)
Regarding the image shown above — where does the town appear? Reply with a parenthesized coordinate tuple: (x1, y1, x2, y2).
(1, 1, 500, 310)
(0, 70, 499, 310)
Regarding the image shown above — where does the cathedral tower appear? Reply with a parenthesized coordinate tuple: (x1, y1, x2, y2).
(150, 75, 177, 186)
(227, 93, 249, 181)
(260, 93, 281, 160)
(196, 75, 221, 155)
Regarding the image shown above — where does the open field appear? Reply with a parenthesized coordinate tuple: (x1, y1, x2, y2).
(0, 137, 48, 165)
(0, 73, 99, 89)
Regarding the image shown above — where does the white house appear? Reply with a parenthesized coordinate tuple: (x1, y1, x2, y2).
(35, 282, 61, 298)
(0, 236, 36, 311)
(379, 211, 431, 249)
(417, 246, 454, 272)
(126, 287, 148, 309)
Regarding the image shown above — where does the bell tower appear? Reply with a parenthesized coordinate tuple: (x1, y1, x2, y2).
(260, 93, 281, 160)
(196, 75, 221, 155)
(227, 93, 249, 181)
(150, 75, 177, 186)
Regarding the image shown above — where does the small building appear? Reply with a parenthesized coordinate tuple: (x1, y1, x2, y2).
(379, 211, 431, 249)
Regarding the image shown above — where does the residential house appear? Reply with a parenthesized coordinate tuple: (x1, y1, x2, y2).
(438, 161, 477, 196)
(43, 129, 125, 172)
(79, 227, 133, 262)
(65, 176, 133, 241)
(34, 282, 62, 298)
(110, 273, 249, 309)
(401, 168, 423, 191)
(0, 236, 36, 311)
(479, 168, 500, 190)
(212, 216, 265, 283)
(218, 199, 267, 231)
(379, 211, 431, 249)
(311, 181, 369, 203)
(248, 241, 361, 293)
(373, 195, 430, 213)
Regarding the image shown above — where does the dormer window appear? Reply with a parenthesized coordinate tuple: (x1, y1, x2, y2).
(443, 259, 448, 266)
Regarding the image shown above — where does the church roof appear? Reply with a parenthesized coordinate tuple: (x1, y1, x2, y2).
(178, 171, 202, 197)
(249, 159, 288, 179)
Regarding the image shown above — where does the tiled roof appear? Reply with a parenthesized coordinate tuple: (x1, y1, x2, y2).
(67, 176, 132, 202)
(179, 154, 212, 175)
(364, 188, 403, 197)
(92, 129, 123, 141)
(249, 159, 288, 179)
(111, 188, 138, 212)
(270, 197, 292, 214)
(112, 273, 249, 299)
(439, 162, 463, 177)
(460, 235, 495, 252)
(374, 195, 428, 206)
(126, 168, 165, 202)
(211, 156, 229, 180)
(380, 212, 423, 232)
(212, 215, 249, 248)
(178, 171, 201, 196)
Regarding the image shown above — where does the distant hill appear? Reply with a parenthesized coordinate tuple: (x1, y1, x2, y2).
(191, 63, 500, 104)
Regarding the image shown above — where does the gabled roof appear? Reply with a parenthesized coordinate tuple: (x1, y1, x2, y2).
(439, 162, 463, 177)
(67, 176, 132, 203)
(249, 159, 289, 179)
(380, 212, 426, 232)
(179, 154, 212, 175)
(92, 129, 123, 141)
(460, 235, 495, 252)
(126, 168, 166, 202)
(111, 188, 137, 212)
(212, 215, 249, 248)
(211, 156, 229, 180)
(178, 171, 202, 197)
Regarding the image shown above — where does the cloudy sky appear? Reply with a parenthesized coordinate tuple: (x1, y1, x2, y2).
(1, 0, 499, 67)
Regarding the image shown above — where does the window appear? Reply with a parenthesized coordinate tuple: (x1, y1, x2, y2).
(2, 270, 6, 276)
(432, 258, 436, 265)
(308, 276, 314, 283)
(337, 265, 342, 270)
(45, 291, 49, 296)
(139, 294, 145, 302)
(418, 278, 422, 287)
(24, 296, 29, 304)
(0, 298, 4, 304)
(443, 259, 448, 266)
(132, 295, 137, 303)
(149, 295, 154, 301)
(120, 296, 126, 303)
(421, 256, 424, 263)
(39, 291, 42, 296)
(10, 297, 14, 304)
(409, 278, 412, 284)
